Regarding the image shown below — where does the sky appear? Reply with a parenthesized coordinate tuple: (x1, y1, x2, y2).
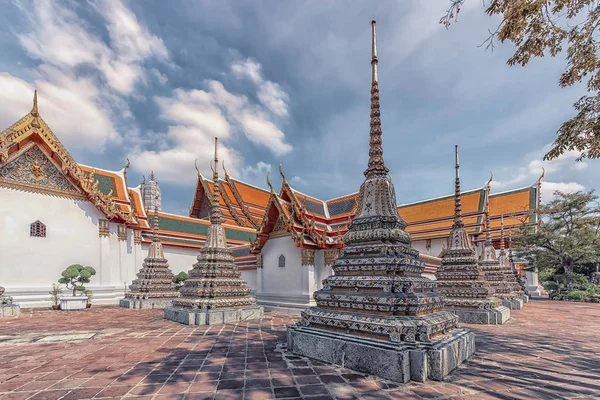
(0, 0, 596, 215)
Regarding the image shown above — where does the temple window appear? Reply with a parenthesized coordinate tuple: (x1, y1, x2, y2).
(30, 220, 46, 238)
(278, 254, 286, 268)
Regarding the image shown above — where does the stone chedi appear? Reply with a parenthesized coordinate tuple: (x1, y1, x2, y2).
(435, 146, 510, 325)
(120, 200, 179, 309)
(498, 218, 528, 303)
(287, 21, 475, 384)
(164, 138, 263, 325)
(479, 194, 523, 310)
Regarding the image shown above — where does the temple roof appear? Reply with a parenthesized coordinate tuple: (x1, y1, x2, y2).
(0, 92, 136, 224)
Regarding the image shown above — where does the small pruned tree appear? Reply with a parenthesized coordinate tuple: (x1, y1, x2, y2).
(512, 190, 600, 281)
(58, 264, 97, 296)
(440, 0, 600, 161)
(173, 271, 190, 290)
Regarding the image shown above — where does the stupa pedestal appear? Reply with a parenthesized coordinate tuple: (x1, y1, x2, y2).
(121, 205, 179, 309)
(164, 138, 263, 326)
(0, 288, 20, 317)
(435, 148, 509, 325)
(288, 21, 474, 383)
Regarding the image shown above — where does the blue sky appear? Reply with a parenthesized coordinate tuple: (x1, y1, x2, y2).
(0, 0, 596, 215)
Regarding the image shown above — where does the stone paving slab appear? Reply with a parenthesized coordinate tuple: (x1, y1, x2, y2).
(0, 299, 598, 399)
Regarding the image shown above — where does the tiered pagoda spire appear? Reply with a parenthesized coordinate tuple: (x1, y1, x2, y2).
(168, 138, 260, 319)
(435, 146, 504, 323)
(479, 189, 523, 309)
(287, 21, 474, 383)
(122, 195, 179, 308)
(498, 216, 527, 300)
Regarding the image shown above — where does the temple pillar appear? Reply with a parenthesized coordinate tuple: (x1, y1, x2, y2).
(133, 230, 144, 275)
(301, 249, 317, 306)
(98, 219, 111, 286)
(525, 268, 543, 297)
(117, 224, 128, 293)
(256, 253, 264, 294)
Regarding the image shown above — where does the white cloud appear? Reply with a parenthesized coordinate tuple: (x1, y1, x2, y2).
(18, 0, 168, 96)
(0, 72, 117, 150)
(1, 0, 170, 152)
(231, 58, 290, 117)
(291, 176, 306, 185)
(540, 182, 586, 201)
(243, 161, 272, 177)
(129, 77, 292, 185)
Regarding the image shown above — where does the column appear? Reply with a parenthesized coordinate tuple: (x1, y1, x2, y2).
(98, 219, 112, 286)
(301, 248, 317, 306)
(117, 224, 128, 295)
(525, 268, 542, 296)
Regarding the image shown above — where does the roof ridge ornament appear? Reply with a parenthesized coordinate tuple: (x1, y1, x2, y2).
(279, 163, 287, 184)
(266, 172, 275, 193)
(31, 90, 41, 128)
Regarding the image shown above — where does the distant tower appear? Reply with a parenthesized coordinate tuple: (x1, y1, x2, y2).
(143, 171, 161, 212)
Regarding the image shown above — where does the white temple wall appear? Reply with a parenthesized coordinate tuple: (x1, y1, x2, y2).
(412, 238, 447, 258)
(0, 188, 133, 307)
(314, 250, 332, 290)
(255, 235, 310, 313)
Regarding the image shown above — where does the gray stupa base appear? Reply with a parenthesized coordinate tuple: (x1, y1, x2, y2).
(0, 304, 20, 317)
(502, 298, 523, 310)
(449, 306, 510, 325)
(119, 298, 175, 309)
(164, 305, 264, 326)
(287, 326, 475, 383)
(521, 294, 530, 303)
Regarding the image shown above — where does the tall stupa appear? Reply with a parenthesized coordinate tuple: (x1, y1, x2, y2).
(120, 198, 179, 309)
(287, 21, 475, 383)
(164, 138, 263, 325)
(498, 217, 529, 303)
(480, 193, 524, 310)
(435, 146, 510, 324)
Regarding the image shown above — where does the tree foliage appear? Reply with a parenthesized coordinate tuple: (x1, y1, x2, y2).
(512, 190, 600, 279)
(441, 0, 600, 160)
(58, 264, 97, 296)
(173, 271, 190, 290)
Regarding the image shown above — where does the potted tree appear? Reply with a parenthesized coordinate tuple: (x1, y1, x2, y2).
(49, 283, 62, 310)
(173, 271, 189, 290)
(57, 264, 96, 310)
(84, 289, 94, 308)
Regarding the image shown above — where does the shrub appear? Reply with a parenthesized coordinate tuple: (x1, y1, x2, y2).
(173, 272, 190, 290)
(58, 264, 96, 296)
(49, 283, 62, 306)
(567, 290, 590, 301)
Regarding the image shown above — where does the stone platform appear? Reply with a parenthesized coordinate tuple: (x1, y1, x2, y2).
(164, 305, 263, 326)
(119, 298, 174, 310)
(502, 298, 524, 310)
(287, 325, 475, 383)
(0, 304, 20, 317)
(449, 306, 510, 325)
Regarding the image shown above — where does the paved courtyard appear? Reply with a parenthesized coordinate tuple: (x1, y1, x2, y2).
(0, 299, 598, 400)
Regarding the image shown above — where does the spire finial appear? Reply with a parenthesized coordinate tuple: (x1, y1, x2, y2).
(210, 137, 223, 224)
(499, 214, 506, 255)
(152, 195, 160, 242)
(371, 20, 378, 83)
(453, 145, 463, 227)
(364, 20, 389, 178)
(484, 180, 492, 245)
(149, 171, 156, 181)
(32, 90, 39, 116)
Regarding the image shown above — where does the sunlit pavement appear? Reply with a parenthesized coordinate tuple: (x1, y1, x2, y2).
(0, 299, 598, 400)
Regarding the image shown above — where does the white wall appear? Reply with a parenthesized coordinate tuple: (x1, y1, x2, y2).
(0, 188, 140, 306)
(261, 236, 304, 296)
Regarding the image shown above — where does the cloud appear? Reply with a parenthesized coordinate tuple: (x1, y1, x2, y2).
(231, 58, 289, 117)
(540, 182, 586, 201)
(1, 0, 171, 153)
(18, 0, 168, 96)
(490, 145, 588, 202)
(243, 161, 272, 177)
(129, 75, 292, 185)
(0, 71, 117, 150)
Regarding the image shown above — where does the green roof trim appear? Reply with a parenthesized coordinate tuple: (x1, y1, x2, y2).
(84, 172, 115, 195)
(529, 186, 538, 225)
(475, 190, 486, 233)
(149, 216, 256, 243)
(397, 188, 485, 209)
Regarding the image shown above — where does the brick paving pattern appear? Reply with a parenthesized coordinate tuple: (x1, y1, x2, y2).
(0, 299, 598, 399)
